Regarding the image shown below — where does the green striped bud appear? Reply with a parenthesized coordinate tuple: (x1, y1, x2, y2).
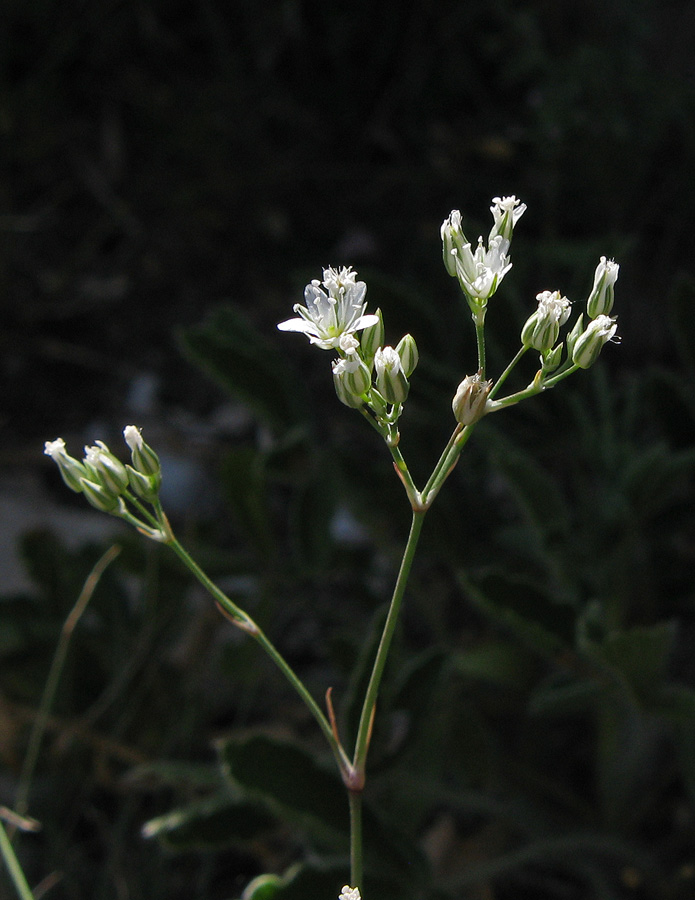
(572, 315, 618, 369)
(586, 257, 619, 319)
(395, 333, 419, 378)
(127, 465, 161, 502)
(332, 356, 371, 408)
(123, 426, 161, 477)
(521, 291, 571, 352)
(374, 346, 409, 404)
(84, 441, 129, 495)
(44, 438, 88, 493)
(359, 308, 384, 367)
(81, 478, 121, 513)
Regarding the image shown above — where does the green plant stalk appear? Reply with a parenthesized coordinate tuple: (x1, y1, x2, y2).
(0, 819, 34, 900)
(348, 789, 363, 890)
(487, 345, 528, 401)
(352, 509, 426, 775)
(475, 320, 487, 377)
(13, 544, 121, 823)
(165, 537, 351, 775)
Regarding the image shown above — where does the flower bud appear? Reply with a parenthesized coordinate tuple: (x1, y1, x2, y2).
(123, 426, 161, 477)
(84, 441, 129, 496)
(44, 438, 88, 493)
(452, 373, 492, 425)
(126, 465, 161, 502)
(572, 315, 619, 369)
(395, 333, 419, 377)
(521, 291, 571, 352)
(541, 343, 564, 373)
(440, 210, 468, 278)
(586, 257, 619, 318)
(81, 478, 121, 513)
(332, 356, 371, 408)
(359, 307, 384, 367)
(374, 346, 409, 404)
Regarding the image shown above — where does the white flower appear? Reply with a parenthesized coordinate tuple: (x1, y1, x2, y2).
(489, 195, 527, 247)
(44, 437, 67, 459)
(374, 345, 409, 404)
(454, 234, 512, 302)
(278, 266, 379, 350)
(339, 887, 361, 900)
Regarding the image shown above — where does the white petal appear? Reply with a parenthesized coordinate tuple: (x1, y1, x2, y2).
(277, 318, 318, 334)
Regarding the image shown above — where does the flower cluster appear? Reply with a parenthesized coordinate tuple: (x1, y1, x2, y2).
(44, 427, 168, 541)
(441, 196, 526, 323)
(279, 270, 419, 435)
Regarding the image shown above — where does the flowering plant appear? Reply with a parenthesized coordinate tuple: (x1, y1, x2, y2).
(38, 196, 619, 900)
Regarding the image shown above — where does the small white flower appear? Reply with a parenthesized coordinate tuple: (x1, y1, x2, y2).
(339, 333, 360, 355)
(489, 195, 527, 246)
(339, 887, 361, 900)
(44, 437, 67, 459)
(278, 266, 379, 350)
(123, 425, 143, 452)
(521, 290, 571, 352)
(454, 234, 512, 302)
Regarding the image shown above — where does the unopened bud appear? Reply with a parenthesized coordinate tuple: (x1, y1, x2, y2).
(127, 465, 161, 502)
(332, 356, 371, 408)
(395, 333, 419, 377)
(521, 291, 571, 352)
(84, 441, 129, 495)
(44, 438, 88, 493)
(452, 373, 492, 425)
(123, 426, 161, 477)
(359, 308, 384, 366)
(81, 478, 121, 513)
(374, 346, 409, 404)
(441, 210, 468, 278)
(572, 315, 619, 369)
(541, 343, 564, 373)
(586, 257, 619, 318)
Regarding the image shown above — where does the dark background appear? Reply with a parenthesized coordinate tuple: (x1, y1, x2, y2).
(3, 2, 695, 899)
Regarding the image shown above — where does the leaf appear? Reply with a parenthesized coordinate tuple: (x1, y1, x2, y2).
(219, 733, 348, 844)
(141, 793, 277, 850)
(451, 639, 535, 691)
(459, 570, 574, 658)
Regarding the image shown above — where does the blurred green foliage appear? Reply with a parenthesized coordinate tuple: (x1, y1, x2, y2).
(3, 0, 695, 899)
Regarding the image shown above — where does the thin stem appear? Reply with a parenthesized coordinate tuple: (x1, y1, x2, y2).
(422, 423, 477, 507)
(349, 790, 363, 891)
(13, 545, 121, 824)
(475, 320, 486, 377)
(0, 819, 35, 900)
(165, 537, 351, 774)
(352, 510, 426, 776)
(488, 345, 528, 401)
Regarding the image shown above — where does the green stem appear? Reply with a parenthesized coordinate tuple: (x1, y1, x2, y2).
(0, 819, 34, 900)
(165, 537, 350, 774)
(349, 790, 363, 891)
(352, 509, 426, 776)
(487, 346, 528, 401)
(475, 320, 486, 378)
(422, 423, 477, 507)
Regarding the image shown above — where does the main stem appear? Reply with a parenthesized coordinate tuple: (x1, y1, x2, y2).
(352, 509, 427, 773)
